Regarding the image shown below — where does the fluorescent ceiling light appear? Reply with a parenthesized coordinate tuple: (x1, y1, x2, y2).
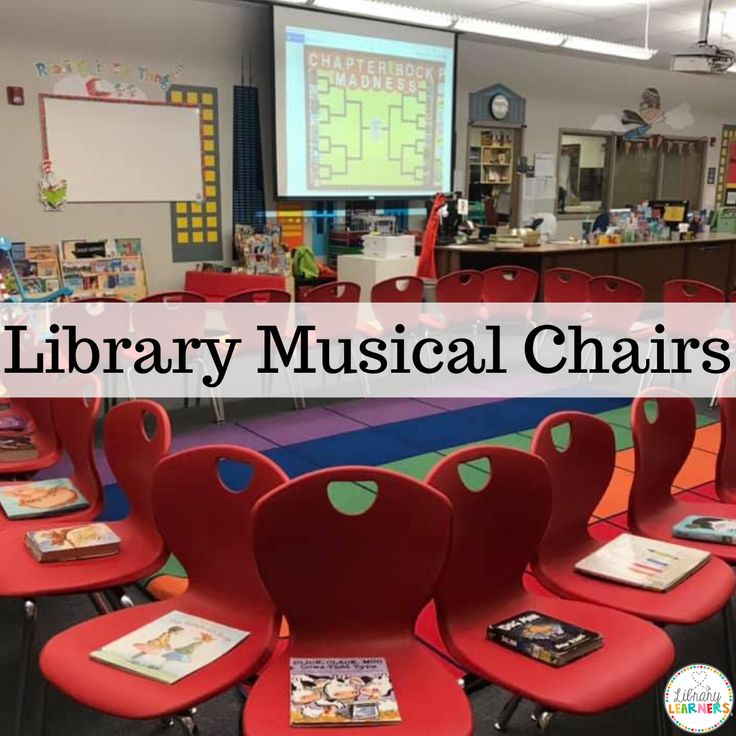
(312, 0, 454, 28)
(563, 36, 658, 60)
(454, 17, 565, 47)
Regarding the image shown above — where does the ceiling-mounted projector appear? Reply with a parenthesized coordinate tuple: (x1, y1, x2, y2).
(671, 0, 736, 73)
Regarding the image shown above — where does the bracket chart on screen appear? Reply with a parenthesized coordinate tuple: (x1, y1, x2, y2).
(275, 8, 455, 198)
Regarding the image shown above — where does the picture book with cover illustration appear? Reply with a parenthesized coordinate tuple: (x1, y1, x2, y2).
(0, 415, 29, 433)
(574, 533, 710, 592)
(0, 436, 38, 462)
(673, 515, 736, 545)
(290, 658, 401, 726)
(488, 611, 603, 667)
(0, 478, 89, 519)
(91, 611, 249, 684)
(25, 522, 121, 562)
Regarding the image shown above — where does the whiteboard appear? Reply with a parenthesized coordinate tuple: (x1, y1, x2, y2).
(41, 95, 204, 203)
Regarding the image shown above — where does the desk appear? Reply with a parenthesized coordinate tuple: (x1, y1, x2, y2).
(184, 271, 292, 301)
(436, 235, 736, 300)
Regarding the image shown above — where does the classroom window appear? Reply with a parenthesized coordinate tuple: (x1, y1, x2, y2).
(557, 132, 612, 216)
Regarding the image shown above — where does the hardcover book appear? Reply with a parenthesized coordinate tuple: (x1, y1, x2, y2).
(25, 523, 121, 562)
(673, 515, 736, 546)
(290, 657, 401, 726)
(0, 436, 38, 461)
(574, 533, 710, 592)
(0, 415, 29, 433)
(90, 611, 249, 684)
(488, 611, 603, 667)
(0, 478, 89, 519)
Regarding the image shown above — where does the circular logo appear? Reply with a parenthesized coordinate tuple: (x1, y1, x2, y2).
(664, 664, 733, 733)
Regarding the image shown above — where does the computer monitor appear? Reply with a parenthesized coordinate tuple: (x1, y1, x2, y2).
(649, 200, 689, 225)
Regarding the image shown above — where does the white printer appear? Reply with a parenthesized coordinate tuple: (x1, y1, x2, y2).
(362, 234, 415, 259)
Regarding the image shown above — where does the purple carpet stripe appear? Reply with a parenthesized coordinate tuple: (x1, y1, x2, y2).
(236, 406, 365, 445)
(170, 424, 277, 453)
(324, 398, 444, 427)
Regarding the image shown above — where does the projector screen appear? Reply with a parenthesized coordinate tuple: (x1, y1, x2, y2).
(273, 6, 456, 198)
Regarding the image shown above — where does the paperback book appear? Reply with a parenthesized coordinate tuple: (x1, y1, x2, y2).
(488, 611, 603, 667)
(0, 436, 38, 461)
(90, 611, 249, 684)
(25, 523, 121, 562)
(0, 478, 89, 519)
(574, 533, 710, 592)
(673, 515, 736, 546)
(290, 657, 401, 726)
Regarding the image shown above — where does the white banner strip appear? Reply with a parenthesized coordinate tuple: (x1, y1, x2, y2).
(0, 302, 734, 398)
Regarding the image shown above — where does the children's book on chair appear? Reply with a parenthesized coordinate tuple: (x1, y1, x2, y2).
(0, 436, 38, 461)
(488, 611, 603, 666)
(673, 515, 736, 545)
(574, 533, 710, 592)
(25, 522, 121, 562)
(0, 478, 89, 519)
(290, 657, 401, 726)
(90, 611, 249, 684)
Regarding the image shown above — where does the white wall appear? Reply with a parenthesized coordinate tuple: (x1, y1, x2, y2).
(455, 39, 736, 237)
(0, 0, 273, 292)
(4, 2, 736, 276)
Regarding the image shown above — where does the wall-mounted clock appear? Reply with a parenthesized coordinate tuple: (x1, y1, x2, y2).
(489, 93, 510, 121)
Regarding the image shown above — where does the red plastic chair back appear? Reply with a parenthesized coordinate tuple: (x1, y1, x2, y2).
(224, 289, 291, 304)
(50, 390, 103, 517)
(543, 268, 591, 322)
(152, 446, 288, 603)
(302, 281, 360, 303)
(426, 446, 552, 616)
(139, 291, 206, 303)
(13, 397, 59, 453)
(717, 372, 736, 503)
(435, 270, 483, 328)
(663, 279, 725, 339)
(531, 412, 615, 552)
(588, 275, 644, 332)
(481, 266, 539, 303)
(435, 270, 483, 302)
(103, 400, 171, 526)
(252, 467, 452, 642)
(371, 276, 423, 333)
(302, 282, 360, 339)
(629, 391, 695, 527)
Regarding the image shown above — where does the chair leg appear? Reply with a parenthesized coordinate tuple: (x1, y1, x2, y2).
(88, 591, 115, 615)
(175, 708, 199, 735)
(537, 711, 555, 733)
(36, 677, 48, 736)
(494, 694, 522, 732)
(15, 599, 38, 736)
(723, 599, 736, 684)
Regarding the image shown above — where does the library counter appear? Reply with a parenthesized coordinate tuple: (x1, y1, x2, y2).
(436, 234, 736, 300)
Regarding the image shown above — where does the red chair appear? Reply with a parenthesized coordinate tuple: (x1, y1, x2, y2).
(481, 266, 539, 304)
(302, 280, 360, 303)
(426, 446, 673, 733)
(629, 390, 736, 566)
(717, 371, 736, 503)
(587, 275, 645, 333)
(40, 445, 287, 735)
(420, 270, 483, 331)
(543, 268, 591, 322)
(0, 398, 62, 476)
(663, 278, 724, 304)
(243, 467, 473, 736)
(0, 394, 101, 533)
(530, 411, 735, 625)
(4, 400, 169, 736)
(224, 288, 292, 304)
(73, 297, 126, 303)
(139, 291, 206, 303)
(371, 276, 424, 335)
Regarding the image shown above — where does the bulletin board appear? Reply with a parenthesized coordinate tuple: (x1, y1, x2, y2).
(168, 85, 223, 262)
(40, 94, 204, 203)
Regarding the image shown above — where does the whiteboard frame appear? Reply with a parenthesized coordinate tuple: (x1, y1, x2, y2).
(39, 94, 205, 204)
